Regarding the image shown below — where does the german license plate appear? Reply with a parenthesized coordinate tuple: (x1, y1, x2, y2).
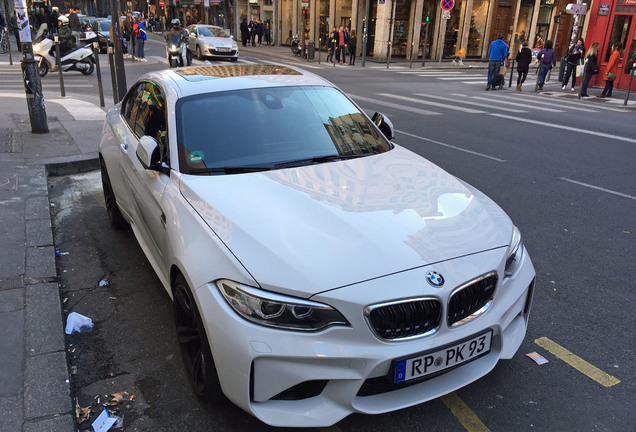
(394, 330, 493, 383)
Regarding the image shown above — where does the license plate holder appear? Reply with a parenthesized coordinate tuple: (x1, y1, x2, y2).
(394, 329, 493, 383)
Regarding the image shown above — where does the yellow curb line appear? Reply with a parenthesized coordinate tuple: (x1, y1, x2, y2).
(441, 392, 490, 432)
(535, 337, 621, 388)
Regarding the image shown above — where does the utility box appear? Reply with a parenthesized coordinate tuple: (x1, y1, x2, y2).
(307, 40, 315, 59)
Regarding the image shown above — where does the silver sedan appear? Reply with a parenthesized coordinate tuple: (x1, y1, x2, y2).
(186, 24, 238, 61)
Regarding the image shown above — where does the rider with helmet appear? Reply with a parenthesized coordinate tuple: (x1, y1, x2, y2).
(165, 19, 191, 66)
(57, 15, 74, 55)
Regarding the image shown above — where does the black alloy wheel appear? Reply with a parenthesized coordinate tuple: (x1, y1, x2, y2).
(100, 158, 128, 230)
(80, 58, 95, 75)
(173, 274, 224, 402)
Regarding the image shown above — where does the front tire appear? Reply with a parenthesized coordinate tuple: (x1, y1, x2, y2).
(100, 158, 128, 230)
(38, 60, 49, 77)
(173, 275, 224, 402)
(196, 45, 203, 60)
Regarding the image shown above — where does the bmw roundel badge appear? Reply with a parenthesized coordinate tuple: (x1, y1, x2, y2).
(426, 271, 444, 287)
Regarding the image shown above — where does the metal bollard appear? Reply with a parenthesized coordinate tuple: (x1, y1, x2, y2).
(108, 46, 118, 105)
(624, 65, 635, 106)
(53, 36, 65, 97)
(92, 42, 105, 107)
(318, 38, 321, 64)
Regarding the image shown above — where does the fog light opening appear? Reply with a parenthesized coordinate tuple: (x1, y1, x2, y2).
(270, 380, 328, 401)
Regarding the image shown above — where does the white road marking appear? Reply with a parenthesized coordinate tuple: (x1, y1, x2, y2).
(350, 94, 440, 116)
(560, 178, 636, 201)
(411, 93, 526, 113)
(465, 95, 565, 112)
(489, 113, 636, 143)
(396, 130, 506, 162)
(150, 55, 168, 64)
(376, 93, 486, 114)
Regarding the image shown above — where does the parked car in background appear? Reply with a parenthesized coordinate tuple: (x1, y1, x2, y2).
(90, 19, 112, 54)
(186, 24, 238, 61)
(98, 64, 535, 428)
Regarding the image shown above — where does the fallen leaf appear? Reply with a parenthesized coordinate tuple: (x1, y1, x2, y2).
(110, 391, 126, 403)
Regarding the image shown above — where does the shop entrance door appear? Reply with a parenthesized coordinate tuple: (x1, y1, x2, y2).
(617, 18, 636, 90)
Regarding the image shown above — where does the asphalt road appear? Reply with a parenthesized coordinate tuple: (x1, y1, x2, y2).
(45, 36, 635, 431)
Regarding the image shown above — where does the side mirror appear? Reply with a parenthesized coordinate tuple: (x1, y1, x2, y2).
(137, 136, 161, 169)
(372, 112, 395, 141)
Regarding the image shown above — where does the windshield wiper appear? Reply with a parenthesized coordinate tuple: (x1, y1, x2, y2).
(186, 166, 273, 175)
(275, 154, 362, 168)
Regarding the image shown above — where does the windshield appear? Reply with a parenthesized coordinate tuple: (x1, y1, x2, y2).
(170, 33, 182, 45)
(98, 21, 110, 32)
(198, 26, 229, 38)
(176, 86, 392, 175)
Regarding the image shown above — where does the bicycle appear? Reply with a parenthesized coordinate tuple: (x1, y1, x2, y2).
(0, 26, 8, 53)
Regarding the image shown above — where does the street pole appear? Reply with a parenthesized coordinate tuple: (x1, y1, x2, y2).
(109, 0, 127, 103)
(361, 0, 370, 67)
(569, 0, 583, 45)
(14, 0, 48, 133)
(439, 16, 448, 64)
(386, 0, 395, 69)
(422, 22, 428, 67)
(3, 0, 14, 65)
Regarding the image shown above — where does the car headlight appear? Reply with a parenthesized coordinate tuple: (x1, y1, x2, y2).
(504, 225, 524, 277)
(169, 44, 177, 52)
(217, 279, 349, 331)
(232, 42, 238, 50)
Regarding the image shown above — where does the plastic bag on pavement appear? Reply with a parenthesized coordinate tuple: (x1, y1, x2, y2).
(65, 312, 94, 334)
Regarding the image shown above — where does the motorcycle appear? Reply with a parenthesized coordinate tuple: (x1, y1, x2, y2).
(32, 24, 95, 77)
(291, 34, 307, 58)
(166, 31, 192, 68)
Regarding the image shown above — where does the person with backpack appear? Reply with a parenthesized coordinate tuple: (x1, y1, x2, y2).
(134, 16, 147, 61)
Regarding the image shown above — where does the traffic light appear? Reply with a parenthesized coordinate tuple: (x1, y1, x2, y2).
(176, 0, 180, 7)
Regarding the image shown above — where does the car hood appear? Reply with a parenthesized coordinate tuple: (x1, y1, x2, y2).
(179, 146, 512, 298)
(199, 36, 233, 47)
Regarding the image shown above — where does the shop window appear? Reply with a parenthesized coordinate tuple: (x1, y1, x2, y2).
(605, 14, 632, 62)
(467, 0, 490, 57)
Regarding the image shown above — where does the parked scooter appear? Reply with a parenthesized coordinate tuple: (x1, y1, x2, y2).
(291, 34, 306, 58)
(166, 31, 192, 67)
(32, 24, 95, 77)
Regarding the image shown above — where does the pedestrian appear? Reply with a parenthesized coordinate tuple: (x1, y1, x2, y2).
(134, 16, 147, 61)
(599, 42, 621, 98)
(240, 18, 249, 47)
(10, 11, 20, 52)
(68, 7, 81, 44)
(562, 38, 585, 91)
(337, 25, 347, 64)
(249, 18, 257, 47)
(122, 13, 133, 57)
(257, 20, 263, 46)
(580, 42, 599, 97)
(348, 29, 357, 65)
(515, 40, 532, 91)
(264, 22, 271, 46)
(326, 31, 335, 63)
(537, 39, 556, 90)
(486, 34, 508, 91)
(49, 7, 59, 33)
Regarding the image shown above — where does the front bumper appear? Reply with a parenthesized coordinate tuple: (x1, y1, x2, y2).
(194, 247, 535, 427)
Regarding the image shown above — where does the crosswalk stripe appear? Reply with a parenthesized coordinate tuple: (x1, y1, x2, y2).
(481, 92, 603, 112)
(376, 93, 486, 114)
(465, 95, 565, 112)
(411, 93, 526, 113)
(350, 94, 440, 116)
(490, 113, 636, 143)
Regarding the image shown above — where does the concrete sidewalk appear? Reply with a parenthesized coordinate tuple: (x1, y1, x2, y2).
(0, 86, 103, 430)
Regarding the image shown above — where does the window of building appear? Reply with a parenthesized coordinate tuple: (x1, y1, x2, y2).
(605, 14, 633, 62)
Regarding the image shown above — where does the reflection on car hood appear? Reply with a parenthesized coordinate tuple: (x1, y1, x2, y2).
(200, 36, 233, 47)
(179, 145, 511, 298)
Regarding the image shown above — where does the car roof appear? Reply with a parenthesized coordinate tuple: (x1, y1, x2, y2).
(145, 65, 334, 97)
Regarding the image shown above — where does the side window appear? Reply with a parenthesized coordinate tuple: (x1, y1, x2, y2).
(121, 83, 144, 129)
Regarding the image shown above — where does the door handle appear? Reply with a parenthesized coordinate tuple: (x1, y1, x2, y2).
(160, 212, 166, 229)
(120, 143, 128, 153)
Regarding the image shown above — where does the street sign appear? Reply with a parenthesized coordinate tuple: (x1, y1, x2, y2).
(442, 10, 451, 19)
(565, 3, 588, 14)
(440, 0, 455, 11)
